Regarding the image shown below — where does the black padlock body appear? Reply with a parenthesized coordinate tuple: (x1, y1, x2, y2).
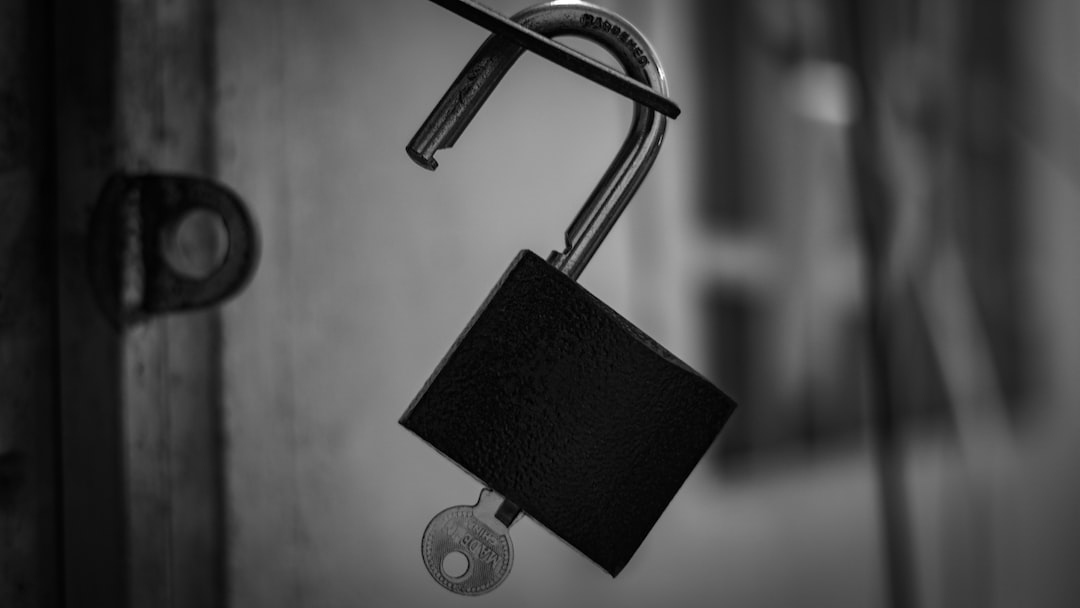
(401, 250, 737, 576)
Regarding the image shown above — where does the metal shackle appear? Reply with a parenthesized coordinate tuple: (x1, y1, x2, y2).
(407, 0, 668, 281)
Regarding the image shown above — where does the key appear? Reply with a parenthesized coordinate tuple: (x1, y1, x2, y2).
(421, 489, 521, 595)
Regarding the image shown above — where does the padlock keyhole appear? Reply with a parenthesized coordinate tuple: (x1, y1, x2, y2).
(442, 551, 469, 578)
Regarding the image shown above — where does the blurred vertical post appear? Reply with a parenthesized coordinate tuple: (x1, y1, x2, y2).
(834, 1, 918, 607)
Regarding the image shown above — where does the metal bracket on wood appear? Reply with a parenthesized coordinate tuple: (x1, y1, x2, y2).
(89, 172, 260, 327)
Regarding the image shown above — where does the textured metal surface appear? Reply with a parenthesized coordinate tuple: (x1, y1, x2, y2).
(407, 0, 668, 281)
(422, 0, 679, 118)
(401, 251, 737, 575)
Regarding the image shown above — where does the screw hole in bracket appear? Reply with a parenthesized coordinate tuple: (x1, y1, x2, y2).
(160, 208, 230, 280)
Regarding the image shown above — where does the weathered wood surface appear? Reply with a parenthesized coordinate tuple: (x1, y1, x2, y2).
(115, 1, 224, 606)
(54, 1, 224, 606)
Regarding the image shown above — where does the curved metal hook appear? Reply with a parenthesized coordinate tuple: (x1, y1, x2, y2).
(407, 0, 668, 280)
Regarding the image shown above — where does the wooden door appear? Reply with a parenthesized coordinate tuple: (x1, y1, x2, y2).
(52, 1, 226, 606)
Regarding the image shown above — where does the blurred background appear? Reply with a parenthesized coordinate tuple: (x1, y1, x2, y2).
(3, 0, 1080, 607)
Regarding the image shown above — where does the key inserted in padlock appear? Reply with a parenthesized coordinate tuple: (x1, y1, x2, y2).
(401, 0, 737, 590)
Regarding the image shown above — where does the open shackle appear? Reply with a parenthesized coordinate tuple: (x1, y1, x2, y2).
(407, 0, 669, 281)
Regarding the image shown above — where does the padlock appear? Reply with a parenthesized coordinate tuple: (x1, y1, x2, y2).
(401, 1, 737, 579)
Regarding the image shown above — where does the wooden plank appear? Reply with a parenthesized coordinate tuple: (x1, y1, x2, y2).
(55, 0, 224, 606)
(115, 1, 224, 607)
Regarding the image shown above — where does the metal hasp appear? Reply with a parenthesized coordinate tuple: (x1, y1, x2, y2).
(89, 173, 260, 326)
(403, 1, 737, 578)
(408, 0, 668, 280)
